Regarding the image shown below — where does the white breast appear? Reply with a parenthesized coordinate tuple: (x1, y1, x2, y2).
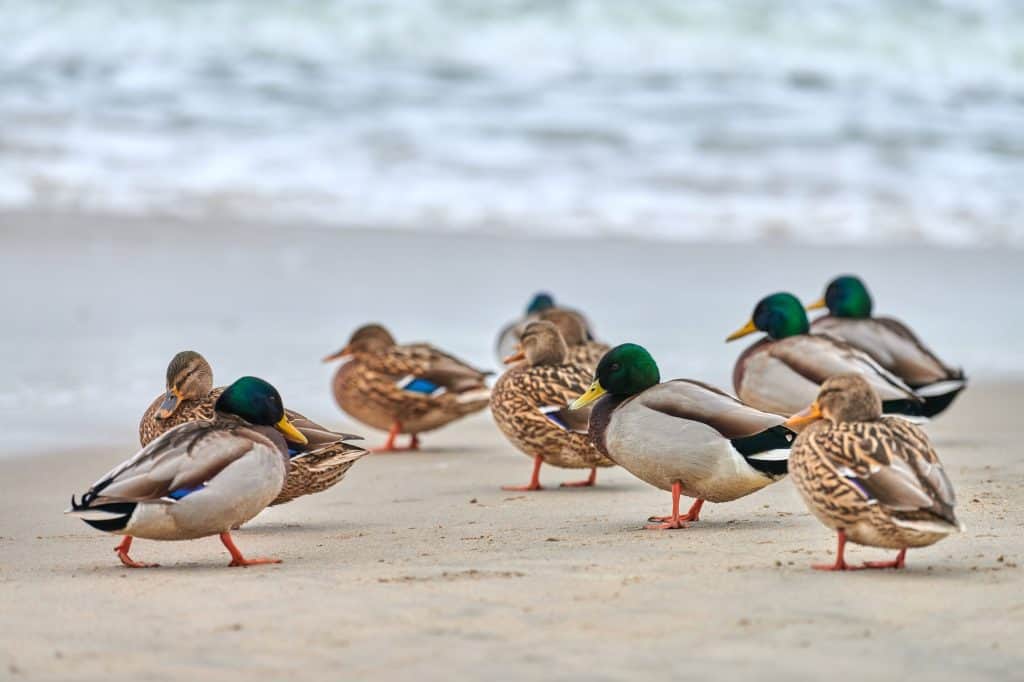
(606, 406, 775, 503)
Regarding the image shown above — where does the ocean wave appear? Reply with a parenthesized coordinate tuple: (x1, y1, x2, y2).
(1, 0, 1023, 245)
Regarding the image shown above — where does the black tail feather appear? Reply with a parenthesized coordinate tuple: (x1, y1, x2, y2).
(919, 387, 966, 418)
(75, 502, 137, 533)
(882, 398, 924, 417)
(731, 425, 793, 477)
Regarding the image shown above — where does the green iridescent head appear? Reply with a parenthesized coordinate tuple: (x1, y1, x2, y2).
(570, 343, 660, 409)
(810, 275, 873, 318)
(726, 292, 810, 342)
(526, 292, 556, 314)
(215, 376, 307, 444)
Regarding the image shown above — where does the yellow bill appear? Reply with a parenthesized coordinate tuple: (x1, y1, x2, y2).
(725, 318, 758, 342)
(570, 380, 607, 410)
(783, 401, 823, 430)
(275, 415, 308, 445)
(805, 297, 827, 311)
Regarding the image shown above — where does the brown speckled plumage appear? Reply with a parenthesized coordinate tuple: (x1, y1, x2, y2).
(328, 325, 491, 435)
(789, 376, 960, 551)
(491, 323, 613, 470)
(139, 355, 368, 507)
(139, 390, 218, 445)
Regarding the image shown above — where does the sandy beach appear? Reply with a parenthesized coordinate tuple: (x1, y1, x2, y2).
(2, 387, 1023, 681)
(2, 212, 1023, 680)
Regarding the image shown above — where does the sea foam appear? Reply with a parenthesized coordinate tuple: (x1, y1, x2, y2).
(0, 1, 1022, 246)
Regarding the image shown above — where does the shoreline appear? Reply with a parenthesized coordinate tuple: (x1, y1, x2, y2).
(3, 207, 1021, 253)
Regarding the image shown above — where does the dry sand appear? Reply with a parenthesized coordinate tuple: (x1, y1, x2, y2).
(1, 383, 1022, 681)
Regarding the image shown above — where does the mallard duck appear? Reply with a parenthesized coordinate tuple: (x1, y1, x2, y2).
(494, 292, 595, 363)
(537, 308, 609, 370)
(784, 374, 962, 570)
(570, 344, 793, 529)
(807, 275, 966, 417)
(492, 321, 614, 490)
(139, 351, 368, 505)
(324, 324, 491, 451)
(69, 377, 309, 568)
(726, 292, 924, 418)
(138, 351, 213, 445)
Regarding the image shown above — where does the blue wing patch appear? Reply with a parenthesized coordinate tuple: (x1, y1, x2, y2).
(396, 375, 446, 397)
(540, 406, 569, 431)
(166, 484, 206, 500)
(838, 467, 876, 504)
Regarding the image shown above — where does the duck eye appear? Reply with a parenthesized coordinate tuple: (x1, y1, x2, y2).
(610, 363, 621, 371)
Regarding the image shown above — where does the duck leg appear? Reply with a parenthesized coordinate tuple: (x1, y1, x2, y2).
(560, 467, 597, 488)
(375, 422, 405, 452)
(862, 548, 907, 570)
(375, 422, 421, 452)
(502, 455, 543, 491)
(813, 530, 855, 571)
(648, 497, 704, 525)
(114, 536, 158, 569)
(220, 532, 282, 567)
(645, 484, 703, 530)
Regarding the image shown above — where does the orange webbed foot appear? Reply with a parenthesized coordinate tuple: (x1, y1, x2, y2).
(502, 483, 543, 492)
(114, 537, 158, 568)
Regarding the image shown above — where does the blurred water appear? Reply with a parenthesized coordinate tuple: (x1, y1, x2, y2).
(1, 0, 1023, 245)
(2, 214, 1022, 455)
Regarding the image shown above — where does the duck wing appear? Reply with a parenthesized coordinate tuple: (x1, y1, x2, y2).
(72, 420, 273, 507)
(808, 419, 960, 530)
(770, 335, 920, 404)
(637, 380, 787, 438)
(812, 316, 960, 386)
(285, 409, 364, 446)
(386, 343, 491, 394)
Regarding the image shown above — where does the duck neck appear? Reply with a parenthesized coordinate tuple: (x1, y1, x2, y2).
(588, 393, 628, 456)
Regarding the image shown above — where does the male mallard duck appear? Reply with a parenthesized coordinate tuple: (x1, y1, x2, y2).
(324, 324, 491, 451)
(784, 374, 962, 570)
(726, 293, 924, 418)
(807, 275, 965, 417)
(570, 344, 793, 529)
(139, 351, 368, 505)
(495, 292, 595, 363)
(492, 321, 614, 490)
(537, 308, 609, 370)
(69, 377, 310, 568)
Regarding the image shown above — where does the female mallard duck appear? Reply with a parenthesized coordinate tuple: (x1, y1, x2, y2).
(324, 324, 491, 451)
(69, 377, 310, 568)
(537, 308, 609, 370)
(807, 275, 965, 417)
(784, 374, 962, 570)
(495, 292, 595, 363)
(570, 344, 793, 529)
(492, 321, 614, 490)
(139, 351, 368, 505)
(726, 292, 924, 418)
